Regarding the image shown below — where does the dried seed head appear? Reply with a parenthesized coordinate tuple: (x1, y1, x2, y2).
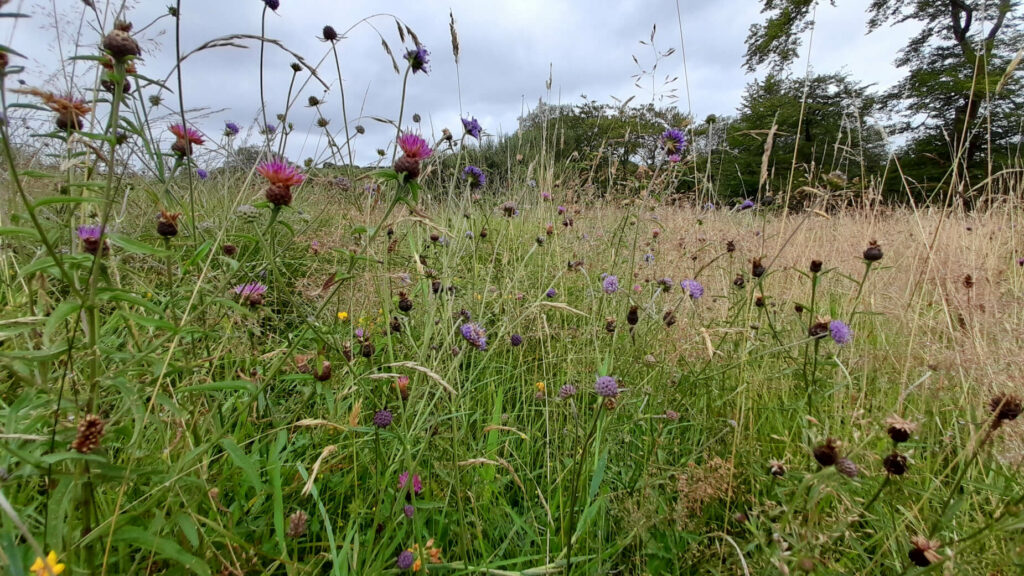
(732, 274, 745, 289)
(389, 316, 403, 333)
(102, 28, 141, 61)
(885, 415, 917, 443)
(768, 460, 786, 477)
(156, 210, 181, 238)
(315, 361, 332, 381)
(989, 393, 1023, 428)
(322, 25, 338, 42)
(360, 341, 375, 359)
(286, 510, 309, 539)
(809, 259, 822, 273)
(398, 291, 413, 312)
(627, 305, 639, 326)
(70, 414, 105, 454)
(751, 258, 766, 278)
(909, 536, 941, 567)
(883, 452, 908, 476)
(604, 316, 616, 334)
(863, 240, 883, 262)
(726, 240, 736, 253)
(813, 438, 840, 467)
(809, 319, 830, 339)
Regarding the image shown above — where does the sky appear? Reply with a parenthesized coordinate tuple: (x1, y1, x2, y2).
(4, 0, 920, 167)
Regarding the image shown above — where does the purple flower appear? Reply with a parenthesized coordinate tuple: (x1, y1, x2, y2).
(829, 320, 853, 346)
(680, 279, 704, 300)
(397, 132, 432, 160)
(77, 225, 103, 242)
(657, 278, 674, 291)
(405, 44, 430, 74)
(643, 253, 655, 264)
(233, 282, 267, 298)
(668, 154, 681, 163)
(660, 128, 686, 154)
(665, 409, 680, 421)
(372, 409, 393, 429)
(541, 191, 552, 201)
(461, 116, 482, 139)
(738, 199, 755, 211)
(557, 205, 566, 215)
(558, 384, 577, 399)
(263, 0, 280, 10)
(465, 230, 474, 239)
(396, 550, 415, 570)
(510, 333, 523, 347)
(224, 122, 240, 137)
(595, 375, 619, 398)
(403, 504, 415, 519)
(602, 275, 619, 294)
(398, 471, 422, 494)
(462, 165, 486, 189)
(703, 202, 716, 211)
(460, 322, 487, 351)
(1017, 257, 1024, 267)
(264, 123, 277, 135)
(196, 168, 208, 180)
(546, 288, 557, 298)
(355, 327, 364, 339)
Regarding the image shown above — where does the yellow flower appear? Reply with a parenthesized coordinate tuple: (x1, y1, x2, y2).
(535, 382, 545, 393)
(474, 293, 482, 301)
(30, 551, 66, 576)
(337, 311, 349, 322)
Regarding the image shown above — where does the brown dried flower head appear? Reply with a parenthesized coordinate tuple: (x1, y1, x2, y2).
(885, 414, 917, 444)
(70, 414, 105, 454)
(908, 536, 941, 567)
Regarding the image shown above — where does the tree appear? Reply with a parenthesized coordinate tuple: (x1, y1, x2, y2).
(745, 1, 1024, 199)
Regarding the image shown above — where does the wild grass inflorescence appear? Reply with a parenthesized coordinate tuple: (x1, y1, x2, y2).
(0, 3, 1023, 575)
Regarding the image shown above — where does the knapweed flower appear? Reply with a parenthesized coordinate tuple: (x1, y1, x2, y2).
(77, 225, 107, 256)
(196, 168, 208, 180)
(395, 132, 432, 180)
(30, 551, 65, 576)
(660, 128, 686, 154)
(558, 384, 577, 399)
(396, 550, 415, 571)
(557, 205, 566, 214)
(886, 415, 917, 443)
(500, 201, 518, 217)
(460, 322, 487, 351)
(909, 536, 942, 568)
(234, 282, 267, 307)
(263, 0, 280, 10)
(541, 191, 552, 201)
(398, 471, 423, 494)
(545, 288, 557, 298)
(668, 154, 681, 163)
(15, 88, 92, 131)
(102, 23, 141, 61)
(602, 275, 619, 294)
(595, 375, 619, 398)
(405, 44, 430, 74)
(829, 320, 852, 345)
(863, 240, 883, 262)
(373, 409, 393, 429)
(257, 158, 305, 207)
(403, 504, 415, 518)
(169, 124, 203, 157)
(462, 165, 486, 189)
(680, 279, 704, 300)
(224, 121, 240, 136)
(461, 116, 482, 139)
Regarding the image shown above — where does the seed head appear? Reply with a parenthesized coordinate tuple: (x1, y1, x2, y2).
(885, 415, 917, 443)
(156, 210, 181, 238)
(286, 510, 309, 539)
(605, 316, 617, 333)
(627, 305, 639, 326)
(813, 438, 840, 467)
(988, 393, 1023, 428)
(863, 240, 883, 262)
(768, 460, 786, 477)
(70, 414, 105, 454)
(322, 25, 338, 41)
(835, 457, 859, 478)
(810, 259, 823, 273)
(662, 310, 676, 327)
(102, 28, 141, 61)
(883, 452, 908, 476)
(315, 361, 332, 381)
(751, 258, 766, 278)
(398, 292, 413, 312)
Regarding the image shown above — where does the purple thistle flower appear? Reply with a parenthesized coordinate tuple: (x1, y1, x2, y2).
(405, 44, 430, 74)
(595, 376, 619, 398)
(680, 279, 704, 300)
(196, 168, 208, 180)
(660, 128, 686, 154)
(460, 322, 487, 351)
(829, 320, 853, 346)
(1017, 257, 1024, 267)
(541, 191, 552, 201)
(461, 116, 482, 139)
(233, 282, 267, 298)
(263, 0, 280, 10)
(602, 275, 619, 294)
(372, 409, 393, 429)
(546, 288, 557, 298)
(397, 132, 432, 160)
(462, 165, 486, 189)
(558, 205, 566, 214)
(224, 121, 240, 136)
(396, 550, 415, 570)
(558, 384, 577, 399)
(355, 327, 364, 339)
(77, 225, 103, 242)
(668, 154, 681, 163)
(398, 471, 422, 494)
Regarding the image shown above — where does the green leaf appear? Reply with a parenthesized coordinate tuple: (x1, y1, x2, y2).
(44, 299, 82, 344)
(112, 526, 211, 576)
(219, 438, 264, 491)
(120, 311, 175, 331)
(107, 233, 172, 257)
(178, 381, 255, 394)
(184, 239, 214, 269)
(0, 44, 26, 57)
(17, 170, 55, 179)
(0, 226, 40, 240)
(32, 195, 104, 209)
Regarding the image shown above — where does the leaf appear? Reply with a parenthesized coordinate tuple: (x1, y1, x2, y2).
(178, 381, 255, 394)
(32, 196, 104, 209)
(17, 170, 55, 179)
(184, 239, 214, 269)
(113, 527, 211, 576)
(44, 299, 82, 344)
(219, 438, 264, 491)
(107, 233, 172, 257)
(0, 226, 39, 240)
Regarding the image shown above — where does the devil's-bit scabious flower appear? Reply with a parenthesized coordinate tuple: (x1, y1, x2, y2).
(224, 121, 240, 136)
(595, 375, 619, 398)
(395, 132, 432, 180)
(462, 165, 486, 189)
(738, 199, 755, 210)
(460, 322, 487, 351)
(461, 116, 482, 139)
(510, 333, 523, 347)
(602, 275, 619, 294)
(396, 550, 415, 571)
(30, 551, 66, 576)
(660, 128, 686, 154)
(546, 288, 557, 298)
(405, 44, 430, 74)
(680, 279, 704, 300)
(234, 282, 267, 307)
(829, 320, 852, 346)
(373, 409, 393, 429)
(257, 158, 305, 207)
(322, 25, 338, 42)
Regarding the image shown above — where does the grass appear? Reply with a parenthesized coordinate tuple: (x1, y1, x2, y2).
(2, 3, 1024, 576)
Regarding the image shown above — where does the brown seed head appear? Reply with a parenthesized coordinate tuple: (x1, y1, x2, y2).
(813, 438, 840, 467)
(885, 415, 917, 443)
(70, 414, 105, 454)
(863, 240, 883, 262)
(883, 452, 908, 476)
(102, 29, 141, 60)
(989, 393, 1023, 428)
(909, 536, 941, 567)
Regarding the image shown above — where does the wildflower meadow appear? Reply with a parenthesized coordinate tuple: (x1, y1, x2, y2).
(2, 1, 1024, 575)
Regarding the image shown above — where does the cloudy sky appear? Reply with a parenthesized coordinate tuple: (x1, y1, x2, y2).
(5, 0, 919, 167)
